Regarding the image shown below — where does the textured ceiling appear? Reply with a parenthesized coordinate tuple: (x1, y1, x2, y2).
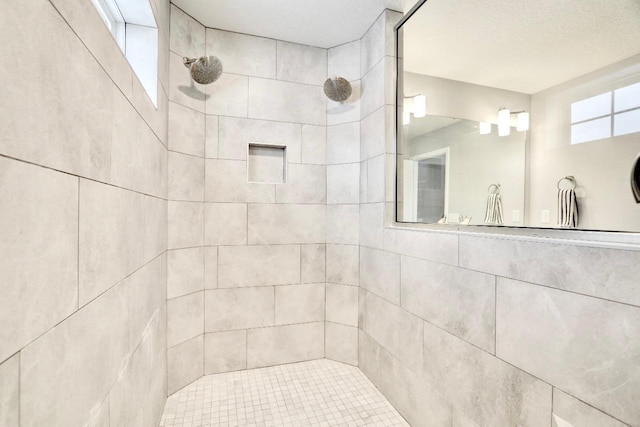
(172, 0, 416, 48)
(403, 0, 640, 94)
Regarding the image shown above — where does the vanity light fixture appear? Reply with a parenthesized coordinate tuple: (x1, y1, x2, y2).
(413, 95, 427, 118)
(479, 121, 492, 135)
(403, 110, 411, 125)
(498, 108, 511, 136)
(516, 112, 530, 131)
(402, 94, 426, 125)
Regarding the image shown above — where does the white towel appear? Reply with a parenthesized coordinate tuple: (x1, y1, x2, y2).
(484, 193, 503, 225)
(557, 188, 578, 228)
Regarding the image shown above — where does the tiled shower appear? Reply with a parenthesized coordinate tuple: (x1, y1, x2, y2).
(1, 1, 639, 427)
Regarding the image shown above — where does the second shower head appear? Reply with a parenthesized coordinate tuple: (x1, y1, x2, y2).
(183, 55, 223, 84)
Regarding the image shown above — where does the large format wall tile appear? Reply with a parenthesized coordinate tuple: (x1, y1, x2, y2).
(360, 247, 400, 304)
(168, 201, 204, 249)
(360, 106, 388, 161)
(358, 332, 381, 386)
(423, 320, 552, 427)
(301, 244, 326, 284)
(143, 195, 168, 262)
(326, 204, 359, 245)
(205, 73, 249, 118)
(247, 322, 324, 368)
(168, 336, 203, 395)
(460, 236, 640, 307)
(326, 244, 359, 286)
(218, 245, 300, 288)
(366, 154, 385, 203)
(167, 291, 204, 347)
(276, 163, 326, 204)
(169, 5, 205, 58)
(218, 117, 301, 162)
(204, 330, 247, 374)
(327, 163, 360, 204)
(326, 283, 358, 326)
(325, 322, 358, 365)
(204, 203, 247, 245)
(206, 29, 276, 79)
(301, 125, 326, 165)
(359, 203, 385, 250)
(401, 256, 496, 353)
(125, 255, 165, 352)
(168, 101, 205, 157)
(365, 293, 422, 372)
(496, 278, 640, 425)
(327, 122, 360, 165)
(205, 287, 275, 332)
(21, 283, 129, 427)
(360, 11, 386, 78)
(79, 179, 145, 306)
(0, 0, 112, 181)
(0, 354, 19, 427)
(328, 40, 360, 82)
(109, 315, 166, 427)
(167, 248, 205, 299)
(248, 204, 325, 244)
(384, 227, 458, 266)
(360, 58, 385, 119)
(205, 115, 219, 158)
(205, 159, 275, 203)
(110, 89, 168, 198)
(552, 389, 628, 427)
(275, 283, 325, 325)
(0, 158, 78, 363)
(276, 41, 326, 86)
(168, 151, 204, 201)
(248, 78, 326, 126)
(379, 349, 453, 427)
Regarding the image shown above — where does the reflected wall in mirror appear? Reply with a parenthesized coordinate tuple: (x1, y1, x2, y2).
(396, 0, 640, 232)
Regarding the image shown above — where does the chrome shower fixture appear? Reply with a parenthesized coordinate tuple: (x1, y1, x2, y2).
(323, 77, 352, 102)
(183, 55, 223, 84)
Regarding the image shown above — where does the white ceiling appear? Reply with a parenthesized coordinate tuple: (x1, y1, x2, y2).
(403, 0, 640, 94)
(172, 0, 416, 48)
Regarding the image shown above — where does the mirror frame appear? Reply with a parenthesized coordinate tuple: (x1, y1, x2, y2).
(392, 0, 640, 249)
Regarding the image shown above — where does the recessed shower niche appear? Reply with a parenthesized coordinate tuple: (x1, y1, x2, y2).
(247, 143, 287, 184)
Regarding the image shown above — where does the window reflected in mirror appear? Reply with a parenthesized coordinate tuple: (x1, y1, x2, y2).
(396, 0, 640, 232)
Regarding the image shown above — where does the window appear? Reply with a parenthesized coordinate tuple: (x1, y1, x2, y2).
(570, 82, 640, 144)
(91, 0, 159, 107)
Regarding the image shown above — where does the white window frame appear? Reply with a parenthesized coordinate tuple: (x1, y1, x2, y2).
(570, 82, 640, 145)
(91, 0, 158, 107)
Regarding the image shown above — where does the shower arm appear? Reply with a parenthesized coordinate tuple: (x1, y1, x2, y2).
(183, 57, 197, 68)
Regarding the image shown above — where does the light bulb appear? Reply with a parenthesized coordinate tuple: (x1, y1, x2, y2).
(498, 108, 511, 136)
(517, 112, 530, 131)
(479, 122, 491, 135)
(413, 95, 426, 118)
(403, 110, 411, 125)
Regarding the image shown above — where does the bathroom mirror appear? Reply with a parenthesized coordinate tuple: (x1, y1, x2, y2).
(396, 0, 640, 232)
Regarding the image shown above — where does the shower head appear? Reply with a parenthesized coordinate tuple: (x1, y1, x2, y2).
(324, 77, 352, 102)
(183, 55, 223, 85)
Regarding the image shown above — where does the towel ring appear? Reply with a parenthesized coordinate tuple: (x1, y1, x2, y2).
(557, 176, 577, 190)
(488, 183, 500, 194)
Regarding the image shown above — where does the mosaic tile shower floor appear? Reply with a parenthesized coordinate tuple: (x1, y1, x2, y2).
(159, 359, 410, 427)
